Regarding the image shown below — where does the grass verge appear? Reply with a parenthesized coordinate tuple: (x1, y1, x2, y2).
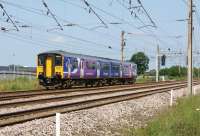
(124, 95, 200, 136)
(0, 77, 41, 92)
(136, 75, 155, 83)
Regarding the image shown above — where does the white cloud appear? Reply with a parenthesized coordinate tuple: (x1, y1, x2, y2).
(50, 36, 65, 43)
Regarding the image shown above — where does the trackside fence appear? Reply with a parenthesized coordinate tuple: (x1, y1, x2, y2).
(0, 71, 36, 80)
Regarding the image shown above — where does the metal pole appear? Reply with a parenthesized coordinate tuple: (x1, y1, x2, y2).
(198, 63, 200, 79)
(187, 0, 193, 94)
(13, 53, 16, 79)
(121, 31, 125, 63)
(156, 45, 160, 82)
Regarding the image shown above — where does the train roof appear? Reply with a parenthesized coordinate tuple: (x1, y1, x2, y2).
(38, 50, 136, 65)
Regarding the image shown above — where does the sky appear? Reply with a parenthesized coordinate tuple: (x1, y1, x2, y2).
(0, 0, 199, 69)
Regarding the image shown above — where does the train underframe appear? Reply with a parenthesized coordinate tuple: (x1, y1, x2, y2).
(38, 76, 136, 89)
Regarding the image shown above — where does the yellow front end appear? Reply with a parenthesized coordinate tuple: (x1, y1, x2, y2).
(37, 66, 44, 78)
(55, 66, 64, 78)
(45, 56, 53, 78)
(37, 54, 64, 79)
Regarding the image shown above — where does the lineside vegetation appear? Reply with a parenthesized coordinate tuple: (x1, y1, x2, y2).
(124, 95, 200, 136)
(0, 77, 41, 92)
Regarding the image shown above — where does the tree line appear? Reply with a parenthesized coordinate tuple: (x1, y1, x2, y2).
(130, 52, 200, 78)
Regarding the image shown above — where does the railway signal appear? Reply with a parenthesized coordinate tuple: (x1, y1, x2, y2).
(161, 55, 166, 66)
(156, 46, 185, 82)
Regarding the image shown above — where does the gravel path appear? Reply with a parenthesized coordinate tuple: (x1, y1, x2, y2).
(0, 85, 199, 136)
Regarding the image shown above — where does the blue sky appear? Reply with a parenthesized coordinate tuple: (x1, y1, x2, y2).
(0, 0, 199, 69)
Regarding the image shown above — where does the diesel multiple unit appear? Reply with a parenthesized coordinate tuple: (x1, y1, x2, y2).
(37, 50, 137, 89)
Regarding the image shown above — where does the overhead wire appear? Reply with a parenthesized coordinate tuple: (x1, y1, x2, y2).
(115, 0, 148, 28)
(42, 0, 64, 31)
(0, 0, 184, 60)
(0, 0, 119, 43)
(75, 0, 177, 55)
(0, 3, 19, 31)
(0, 31, 121, 55)
(0, 14, 120, 53)
(81, 0, 108, 28)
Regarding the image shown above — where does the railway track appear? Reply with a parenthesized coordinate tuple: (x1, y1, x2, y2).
(0, 80, 179, 96)
(0, 81, 195, 108)
(0, 81, 184, 101)
(0, 81, 199, 127)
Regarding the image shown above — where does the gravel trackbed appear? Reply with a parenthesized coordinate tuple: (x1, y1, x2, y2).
(0, 85, 199, 136)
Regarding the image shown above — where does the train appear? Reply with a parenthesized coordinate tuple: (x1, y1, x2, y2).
(37, 50, 137, 89)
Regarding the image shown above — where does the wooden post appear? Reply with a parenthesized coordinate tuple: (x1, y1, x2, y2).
(56, 113, 60, 136)
(170, 90, 173, 106)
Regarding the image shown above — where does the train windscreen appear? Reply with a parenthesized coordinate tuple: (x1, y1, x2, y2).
(38, 55, 45, 66)
(55, 55, 62, 66)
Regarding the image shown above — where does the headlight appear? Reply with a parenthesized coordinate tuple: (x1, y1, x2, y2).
(39, 72, 44, 75)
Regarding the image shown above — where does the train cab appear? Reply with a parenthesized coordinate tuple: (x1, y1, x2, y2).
(37, 53, 64, 86)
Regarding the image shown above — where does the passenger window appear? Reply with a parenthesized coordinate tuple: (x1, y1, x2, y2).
(102, 64, 110, 71)
(71, 59, 78, 71)
(112, 65, 120, 71)
(86, 61, 96, 70)
(123, 66, 128, 71)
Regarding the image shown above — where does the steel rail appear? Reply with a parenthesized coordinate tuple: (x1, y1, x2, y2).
(0, 81, 179, 101)
(0, 81, 170, 96)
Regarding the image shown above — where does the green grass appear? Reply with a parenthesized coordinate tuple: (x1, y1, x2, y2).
(0, 77, 41, 92)
(136, 75, 156, 83)
(124, 95, 200, 136)
(136, 75, 188, 83)
(166, 76, 186, 81)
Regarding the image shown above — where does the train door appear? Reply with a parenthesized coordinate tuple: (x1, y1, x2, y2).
(67, 58, 71, 78)
(64, 58, 71, 78)
(80, 59, 84, 78)
(130, 64, 133, 78)
(120, 64, 123, 78)
(45, 56, 53, 78)
(97, 61, 100, 78)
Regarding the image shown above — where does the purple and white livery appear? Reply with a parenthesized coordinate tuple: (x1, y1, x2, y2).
(37, 50, 137, 89)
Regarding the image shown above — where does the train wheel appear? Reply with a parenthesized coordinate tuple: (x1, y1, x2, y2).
(91, 83, 94, 87)
(84, 82, 88, 88)
(98, 81, 103, 87)
(63, 81, 71, 89)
